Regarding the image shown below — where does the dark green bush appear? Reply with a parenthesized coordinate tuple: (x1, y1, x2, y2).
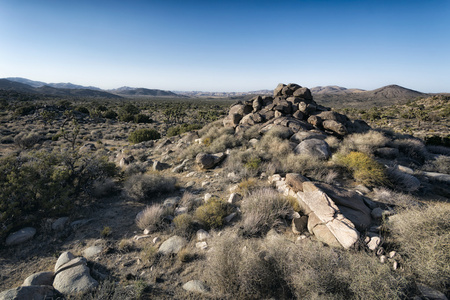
(134, 114, 153, 124)
(14, 105, 36, 116)
(75, 106, 89, 114)
(103, 109, 117, 119)
(128, 128, 160, 144)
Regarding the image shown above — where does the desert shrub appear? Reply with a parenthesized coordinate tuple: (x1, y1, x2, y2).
(257, 135, 293, 159)
(14, 132, 43, 149)
(134, 113, 152, 124)
(140, 244, 158, 265)
(237, 177, 261, 196)
(208, 131, 240, 152)
(136, 204, 166, 232)
(204, 233, 406, 300)
(178, 143, 205, 160)
(75, 106, 89, 114)
(101, 226, 112, 237)
(339, 130, 389, 155)
(103, 109, 117, 119)
(173, 213, 196, 238)
(123, 173, 176, 201)
(240, 188, 291, 237)
(224, 149, 263, 180)
(422, 155, 450, 174)
(0, 149, 116, 240)
(386, 167, 421, 192)
(167, 123, 203, 137)
(387, 203, 450, 294)
(128, 128, 160, 144)
(280, 153, 332, 180)
(336, 151, 388, 186)
(66, 280, 143, 300)
(91, 178, 117, 198)
(394, 138, 430, 165)
(194, 198, 231, 230)
(118, 239, 134, 253)
(14, 104, 36, 116)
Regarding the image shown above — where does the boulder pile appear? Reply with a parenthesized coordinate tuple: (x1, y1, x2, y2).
(223, 83, 370, 136)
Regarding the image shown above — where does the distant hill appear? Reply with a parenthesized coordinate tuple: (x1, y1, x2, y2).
(110, 87, 181, 97)
(175, 90, 271, 98)
(310, 86, 365, 94)
(6, 77, 101, 90)
(0, 79, 121, 99)
(312, 84, 427, 108)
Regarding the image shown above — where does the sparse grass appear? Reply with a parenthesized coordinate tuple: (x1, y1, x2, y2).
(135, 204, 166, 232)
(387, 203, 450, 294)
(335, 151, 388, 186)
(240, 188, 292, 237)
(140, 244, 158, 265)
(101, 226, 111, 237)
(237, 177, 261, 196)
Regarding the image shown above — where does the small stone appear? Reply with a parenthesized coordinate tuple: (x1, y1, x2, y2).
(229, 184, 239, 193)
(196, 229, 210, 241)
(143, 229, 151, 235)
(52, 217, 69, 231)
(182, 280, 209, 294)
(228, 193, 242, 204)
(6, 227, 36, 246)
(367, 235, 381, 251)
(224, 212, 237, 223)
(376, 247, 385, 256)
(380, 255, 387, 264)
(389, 251, 397, 258)
(371, 207, 383, 219)
(185, 172, 196, 177)
(204, 193, 212, 202)
(153, 237, 161, 244)
(392, 260, 398, 270)
(195, 241, 208, 250)
(201, 181, 209, 187)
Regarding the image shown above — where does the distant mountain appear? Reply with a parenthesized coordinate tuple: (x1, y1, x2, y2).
(0, 79, 121, 99)
(0, 79, 37, 93)
(6, 77, 47, 88)
(312, 84, 427, 108)
(6, 77, 102, 90)
(110, 87, 181, 97)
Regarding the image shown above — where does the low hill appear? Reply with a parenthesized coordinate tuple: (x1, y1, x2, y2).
(313, 84, 427, 108)
(110, 87, 181, 97)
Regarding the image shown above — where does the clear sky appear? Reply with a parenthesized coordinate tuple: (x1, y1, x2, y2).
(0, 0, 449, 92)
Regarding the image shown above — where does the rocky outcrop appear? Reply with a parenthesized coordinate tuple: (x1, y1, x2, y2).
(270, 174, 375, 249)
(0, 285, 55, 300)
(224, 83, 369, 138)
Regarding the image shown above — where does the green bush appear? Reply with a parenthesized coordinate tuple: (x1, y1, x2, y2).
(173, 213, 195, 238)
(128, 128, 160, 144)
(75, 106, 89, 114)
(0, 150, 117, 240)
(336, 151, 388, 186)
(195, 198, 230, 229)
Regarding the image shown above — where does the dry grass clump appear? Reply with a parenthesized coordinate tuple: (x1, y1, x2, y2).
(256, 134, 293, 159)
(194, 198, 231, 230)
(14, 132, 43, 149)
(91, 177, 117, 198)
(136, 204, 166, 232)
(240, 188, 292, 237)
(123, 173, 176, 201)
(338, 130, 389, 155)
(372, 187, 421, 208)
(281, 153, 334, 181)
(236, 177, 263, 196)
(203, 232, 407, 300)
(335, 151, 388, 186)
(179, 191, 198, 211)
(387, 203, 450, 294)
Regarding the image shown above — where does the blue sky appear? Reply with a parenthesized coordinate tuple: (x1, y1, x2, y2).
(0, 0, 449, 92)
